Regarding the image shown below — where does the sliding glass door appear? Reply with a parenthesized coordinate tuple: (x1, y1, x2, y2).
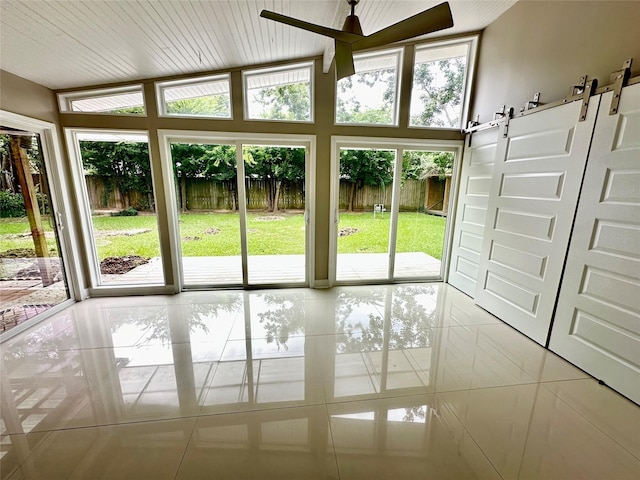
(336, 147, 396, 281)
(331, 138, 461, 285)
(243, 144, 307, 285)
(169, 141, 243, 286)
(0, 122, 71, 333)
(162, 133, 313, 289)
(69, 131, 165, 288)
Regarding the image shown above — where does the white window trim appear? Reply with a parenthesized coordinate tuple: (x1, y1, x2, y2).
(58, 84, 146, 116)
(334, 48, 403, 127)
(408, 35, 479, 131)
(242, 62, 315, 123)
(155, 74, 233, 119)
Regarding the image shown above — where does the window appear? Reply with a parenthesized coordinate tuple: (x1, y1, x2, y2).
(409, 38, 476, 129)
(58, 85, 145, 115)
(156, 75, 231, 118)
(244, 63, 313, 122)
(336, 49, 401, 126)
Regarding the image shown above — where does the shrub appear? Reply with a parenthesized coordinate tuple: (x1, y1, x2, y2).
(0, 191, 25, 217)
(0, 191, 50, 218)
(110, 206, 139, 217)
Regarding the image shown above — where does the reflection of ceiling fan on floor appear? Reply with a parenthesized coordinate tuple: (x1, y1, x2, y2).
(260, 0, 454, 80)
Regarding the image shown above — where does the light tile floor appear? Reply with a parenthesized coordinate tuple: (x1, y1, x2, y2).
(0, 283, 638, 479)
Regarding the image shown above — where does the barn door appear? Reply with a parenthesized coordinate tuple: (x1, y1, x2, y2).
(448, 127, 500, 297)
(474, 95, 600, 345)
(549, 83, 640, 403)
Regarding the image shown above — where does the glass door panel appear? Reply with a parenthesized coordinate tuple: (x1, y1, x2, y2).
(336, 148, 396, 282)
(242, 145, 306, 285)
(0, 129, 70, 331)
(75, 132, 164, 286)
(169, 142, 242, 287)
(393, 150, 453, 279)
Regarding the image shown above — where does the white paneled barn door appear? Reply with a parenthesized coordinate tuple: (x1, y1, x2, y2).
(474, 96, 600, 345)
(549, 83, 640, 404)
(448, 127, 500, 297)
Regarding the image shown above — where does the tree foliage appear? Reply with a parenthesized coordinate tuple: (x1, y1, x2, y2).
(80, 141, 152, 209)
(253, 83, 311, 121)
(244, 146, 305, 211)
(340, 149, 394, 211)
(410, 57, 466, 128)
(165, 95, 230, 117)
(402, 151, 454, 180)
(336, 69, 396, 124)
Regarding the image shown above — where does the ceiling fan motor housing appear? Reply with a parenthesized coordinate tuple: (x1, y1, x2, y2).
(342, 15, 363, 35)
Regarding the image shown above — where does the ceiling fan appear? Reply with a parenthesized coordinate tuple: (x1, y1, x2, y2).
(260, 0, 454, 80)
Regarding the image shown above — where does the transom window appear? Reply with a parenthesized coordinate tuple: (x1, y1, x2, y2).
(243, 63, 313, 122)
(58, 85, 145, 115)
(156, 74, 231, 118)
(336, 49, 401, 126)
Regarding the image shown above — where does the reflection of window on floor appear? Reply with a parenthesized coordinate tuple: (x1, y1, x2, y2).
(333, 348, 432, 398)
(1, 344, 87, 436)
(205, 356, 305, 405)
(118, 361, 216, 412)
(331, 405, 430, 454)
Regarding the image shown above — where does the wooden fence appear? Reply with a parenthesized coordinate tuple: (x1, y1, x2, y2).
(84, 176, 441, 212)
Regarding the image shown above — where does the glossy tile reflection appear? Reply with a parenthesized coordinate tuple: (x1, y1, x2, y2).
(1, 283, 638, 479)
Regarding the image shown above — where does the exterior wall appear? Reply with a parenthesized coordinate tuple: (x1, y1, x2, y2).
(471, 1, 640, 122)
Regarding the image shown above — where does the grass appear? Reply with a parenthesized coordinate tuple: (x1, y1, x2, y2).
(338, 212, 446, 259)
(1, 211, 446, 260)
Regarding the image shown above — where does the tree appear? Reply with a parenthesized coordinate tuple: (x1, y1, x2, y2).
(254, 83, 310, 121)
(339, 149, 394, 211)
(336, 69, 396, 124)
(165, 95, 230, 117)
(170, 143, 237, 211)
(402, 151, 454, 181)
(410, 57, 466, 128)
(244, 146, 305, 212)
(79, 141, 152, 210)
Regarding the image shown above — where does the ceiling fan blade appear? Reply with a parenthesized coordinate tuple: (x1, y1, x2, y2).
(260, 10, 362, 43)
(353, 2, 454, 51)
(335, 40, 355, 80)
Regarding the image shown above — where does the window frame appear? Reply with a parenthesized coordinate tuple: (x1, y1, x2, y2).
(57, 85, 146, 116)
(155, 74, 233, 119)
(408, 35, 479, 131)
(242, 62, 315, 123)
(334, 48, 403, 127)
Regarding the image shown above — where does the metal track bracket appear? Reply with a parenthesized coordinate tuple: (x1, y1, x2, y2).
(466, 115, 480, 146)
(502, 107, 514, 138)
(578, 78, 597, 122)
(609, 58, 632, 115)
(520, 92, 542, 113)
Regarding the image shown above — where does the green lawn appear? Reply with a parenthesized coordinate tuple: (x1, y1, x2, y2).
(1, 211, 446, 260)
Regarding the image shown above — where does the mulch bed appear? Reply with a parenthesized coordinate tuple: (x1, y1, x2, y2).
(100, 255, 149, 274)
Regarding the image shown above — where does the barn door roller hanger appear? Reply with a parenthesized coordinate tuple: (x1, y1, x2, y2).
(609, 58, 632, 115)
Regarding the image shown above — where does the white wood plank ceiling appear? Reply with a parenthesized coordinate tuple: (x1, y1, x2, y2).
(0, 0, 517, 90)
